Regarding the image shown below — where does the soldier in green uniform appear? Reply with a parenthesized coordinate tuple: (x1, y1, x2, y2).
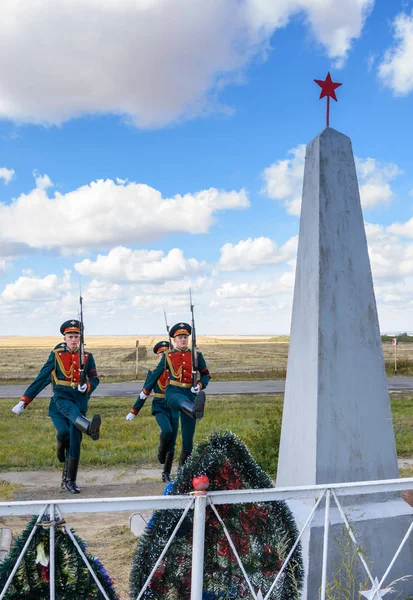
(11, 320, 100, 494)
(126, 341, 178, 482)
(140, 322, 211, 467)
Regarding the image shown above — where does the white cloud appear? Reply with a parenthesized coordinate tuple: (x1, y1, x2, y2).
(217, 235, 298, 271)
(356, 157, 402, 209)
(0, 270, 71, 302)
(0, 179, 249, 251)
(33, 171, 53, 190)
(387, 217, 413, 239)
(0, 260, 10, 274)
(132, 294, 188, 311)
(0, 167, 15, 184)
(0, 0, 373, 128)
(81, 279, 124, 304)
(75, 247, 205, 283)
(217, 281, 276, 299)
(262, 145, 306, 216)
(378, 11, 413, 95)
(290, 0, 374, 67)
(365, 222, 413, 280)
(262, 145, 402, 215)
(216, 268, 295, 299)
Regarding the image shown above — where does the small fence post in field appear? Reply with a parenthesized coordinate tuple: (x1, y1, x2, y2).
(392, 337, 398, 373)
(135, 340, 139, 379)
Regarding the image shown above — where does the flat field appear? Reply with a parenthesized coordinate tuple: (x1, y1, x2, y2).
(0, 335, 289, 381)
(0, 336, 412, 381)
(1, 394, 412, 474)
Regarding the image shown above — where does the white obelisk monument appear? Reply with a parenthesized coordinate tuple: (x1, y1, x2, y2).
(277, 126, 413, 597)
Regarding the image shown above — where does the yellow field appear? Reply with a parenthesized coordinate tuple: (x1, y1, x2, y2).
(0, 335, 281, 349)
(0, 337, 411, 381)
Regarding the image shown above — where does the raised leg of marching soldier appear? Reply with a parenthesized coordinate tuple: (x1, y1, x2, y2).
(54, 395, 101, 441)
(155, 412, 179, 482)
(166, 388, 206, 422)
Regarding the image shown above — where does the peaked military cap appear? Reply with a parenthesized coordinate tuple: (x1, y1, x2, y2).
(169, 322, 192, 337)
(60, 319, 81, 335)
(153, 340, 170, 354)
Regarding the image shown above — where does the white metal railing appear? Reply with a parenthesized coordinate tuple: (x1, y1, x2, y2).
(1, 477, 412, 600)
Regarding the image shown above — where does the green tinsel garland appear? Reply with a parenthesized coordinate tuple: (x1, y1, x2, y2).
(0, 514, 119, 599)
(130, 430, 303, 599)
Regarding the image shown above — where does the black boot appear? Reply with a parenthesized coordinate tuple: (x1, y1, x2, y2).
(65, 457, 80, 494)
(75, 414, 101, 440)
(158, 433, 172, 464)
(180, 391, 206, 420)
(61, 457, 69, 490)
(178, 451, 191, 468)
(162, 452, 174, 482)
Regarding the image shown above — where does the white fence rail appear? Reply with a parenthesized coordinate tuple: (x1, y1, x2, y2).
(1, 477, 413, 600)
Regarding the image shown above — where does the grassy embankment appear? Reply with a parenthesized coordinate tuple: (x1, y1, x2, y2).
(1, 394, 412, 481)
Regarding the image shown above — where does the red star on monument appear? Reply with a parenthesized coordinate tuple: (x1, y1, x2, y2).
(314, 72, 342, 127)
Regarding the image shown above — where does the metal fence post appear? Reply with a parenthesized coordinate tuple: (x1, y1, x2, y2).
(0, 504, 49, 600)
(190, 494, 207, 600)
(49, 503, 55, 600)
(320, 489, 331, 600)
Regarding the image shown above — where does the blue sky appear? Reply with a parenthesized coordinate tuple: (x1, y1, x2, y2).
(1, 0, 413, 336)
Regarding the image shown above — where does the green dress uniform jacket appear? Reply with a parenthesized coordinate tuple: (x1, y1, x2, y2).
(21, 342, 99, 410)
(143, 348, 211, 400)
(131, 369, 170, 416)
(143, 348, 211, 459)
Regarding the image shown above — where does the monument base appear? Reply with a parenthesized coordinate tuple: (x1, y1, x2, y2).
(287, 497, 413, 598)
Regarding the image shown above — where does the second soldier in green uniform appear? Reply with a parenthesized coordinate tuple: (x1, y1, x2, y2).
(126, 341, 178, 482)
(139, 322, 211, 467)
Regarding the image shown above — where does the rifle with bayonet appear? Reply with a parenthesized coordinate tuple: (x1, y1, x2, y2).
(188, 288, 207, 419)
(79, 293, 86, 386)
(189, 288, 199, 388)
(164, 309, 174, 350)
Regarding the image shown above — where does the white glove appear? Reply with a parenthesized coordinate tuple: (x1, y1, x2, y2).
(191, 384, 201, 394)
(78, 383, 88, 393)
(139, 391, 149, 400)
(12, 400, 26, 414)
(126, 412, 136, 421)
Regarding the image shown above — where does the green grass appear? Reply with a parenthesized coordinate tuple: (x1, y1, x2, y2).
(385, 359, 413, 376)
(0, 479, 22, 500)
(1, 395, 412, 479)
(0, 395, 284, 476)
(390, 396, 413, 456)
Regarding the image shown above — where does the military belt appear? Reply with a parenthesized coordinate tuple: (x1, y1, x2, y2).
(52, 371, 78, 389)
(153, 393, 165, 399)
(168, 380, 192, 389)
